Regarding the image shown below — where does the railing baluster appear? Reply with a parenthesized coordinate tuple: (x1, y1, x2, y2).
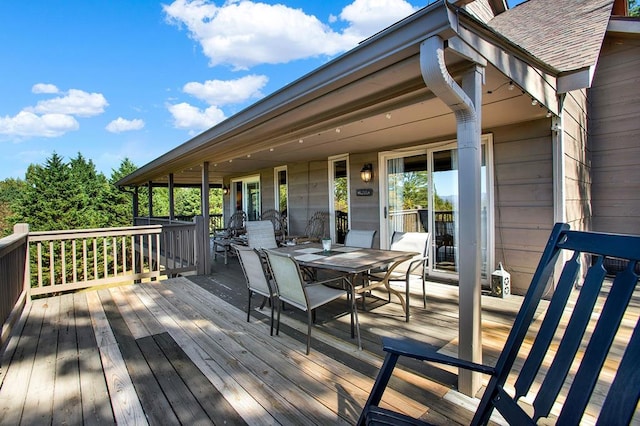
(49, 241, 54, 287)
(72, 239, 77, 283)
(83, 239, 88, 282)
(37, 242, 43, 288)
(61, 240, 66, 285)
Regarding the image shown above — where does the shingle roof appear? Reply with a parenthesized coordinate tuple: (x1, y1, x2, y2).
(487, 0, 614, 72)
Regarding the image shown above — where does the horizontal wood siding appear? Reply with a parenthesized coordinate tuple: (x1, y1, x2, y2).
(349, 153, 381, 247)
(287, 160, 329, 236)
(562, 88, 591, 232)
(491, 119, 554, 294)
(589, 34, 640, 234)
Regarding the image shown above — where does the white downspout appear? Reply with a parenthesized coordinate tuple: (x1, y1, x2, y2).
(420, 35, 484, 397)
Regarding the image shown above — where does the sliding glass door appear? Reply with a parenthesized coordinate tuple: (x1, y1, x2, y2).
(379, 137, 493, 280)
(231, 175, 260, 221)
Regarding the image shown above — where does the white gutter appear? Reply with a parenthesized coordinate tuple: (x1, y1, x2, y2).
(420, 35, 484, 397)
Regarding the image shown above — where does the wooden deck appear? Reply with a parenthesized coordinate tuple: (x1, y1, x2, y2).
(1, 256, 635, 425)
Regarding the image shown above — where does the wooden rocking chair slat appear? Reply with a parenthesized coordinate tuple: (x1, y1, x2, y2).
(514, 251, 581, 400)
(597, 314, 640, 425)
(532, 256, 608, 419)
(557, 261, 639, 424)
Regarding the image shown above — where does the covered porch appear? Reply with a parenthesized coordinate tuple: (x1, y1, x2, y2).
(0, 257, 541, 425)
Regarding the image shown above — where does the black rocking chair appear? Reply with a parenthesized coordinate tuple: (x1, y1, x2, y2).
(359, 223, 640, 425)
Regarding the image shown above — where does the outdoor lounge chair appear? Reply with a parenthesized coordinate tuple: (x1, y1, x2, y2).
(359, 223, 640, 425)
(233, 244, 277, 335)
(263, 248, 360, 355)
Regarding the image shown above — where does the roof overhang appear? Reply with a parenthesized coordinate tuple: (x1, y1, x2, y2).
(117, 0, 560, 187)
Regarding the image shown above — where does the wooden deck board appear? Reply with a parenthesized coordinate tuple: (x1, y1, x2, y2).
(52, 293, 82, 426)
(73, 292, 114, 426)
(97, 289, 180, 426)
(152, 331, 247, 426)
(22, 296, 59, 425)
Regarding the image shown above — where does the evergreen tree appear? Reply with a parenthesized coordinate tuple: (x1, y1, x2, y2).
(107, 158, 140, 226)
(0, 178, 26, 236)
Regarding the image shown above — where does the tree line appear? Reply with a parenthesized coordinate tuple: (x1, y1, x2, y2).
(0, 152, 222, 237)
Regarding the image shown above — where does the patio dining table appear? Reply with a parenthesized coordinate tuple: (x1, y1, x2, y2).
(272, 243, 418, 341)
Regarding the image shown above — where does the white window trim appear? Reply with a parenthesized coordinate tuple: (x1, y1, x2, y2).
(328, 154, 350, 243)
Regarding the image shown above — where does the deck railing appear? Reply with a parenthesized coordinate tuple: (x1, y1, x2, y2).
(134, 216, 205, 276)
(0, 224, 29, 347)
(27, 225, 164, 296)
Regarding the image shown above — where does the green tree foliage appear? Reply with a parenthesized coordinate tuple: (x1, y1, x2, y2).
(106, 158, 140, 226)
(631, 0, 639, 16)
(0, 178, 27, 236)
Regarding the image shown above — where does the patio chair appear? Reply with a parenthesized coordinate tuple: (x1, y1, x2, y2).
(213, 210, 248, 264)
(363, 231, 431, 321)
(344, 229, 377, 248)
(263, 248, 360, 355)
(233, 244, 277, 335)
(358, 223, 640, 425)
(246, 220, 279, 249)
(260, 209, 286, 244)
(293, 211, 330, 243)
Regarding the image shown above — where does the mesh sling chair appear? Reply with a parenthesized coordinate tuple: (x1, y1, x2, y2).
(233, 244, 278, 335)
(359, 223, 640, 425)
(363, 231, 431, 322)
(263, 249, 361, 355)
(344, 229, 377, 248)
(246, 220, 279, 249)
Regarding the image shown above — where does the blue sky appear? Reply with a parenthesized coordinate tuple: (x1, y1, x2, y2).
(0, 0, 525, 180)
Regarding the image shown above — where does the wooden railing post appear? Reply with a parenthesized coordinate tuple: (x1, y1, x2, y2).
(14, 223, 31, 303)
(193, 215, 207, 275)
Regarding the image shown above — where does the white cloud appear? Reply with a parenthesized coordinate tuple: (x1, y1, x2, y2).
(0, 85, 109, 139)
(106, 117, 145, 133)
(168, 102, 226, 131)
(182, 74, 268, 105)
(163, 0, 355, 70)
(0, 111, 79, 138)
(28, 89, 108, 117)
(163, 0, 419, 70)
(340, 0, 418, 40)
(32, 83, 60, 94)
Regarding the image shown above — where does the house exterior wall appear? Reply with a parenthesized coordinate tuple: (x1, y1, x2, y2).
(590, 33, 640, 234)
(491, 119, 554, 294)
(562, 88, 591, 232)
(348, 153, 381, 247)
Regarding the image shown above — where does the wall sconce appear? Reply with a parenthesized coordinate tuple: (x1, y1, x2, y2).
(360, 163, 373, 183)
(222, 185, 229, 195)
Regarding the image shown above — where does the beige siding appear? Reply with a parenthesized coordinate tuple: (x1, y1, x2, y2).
(286, 161, 329, 236)
(590, 34, 640, 234)
(491, 119, 554, 294)
(562, 89, 591, 232)
(349, 153, 381, 247)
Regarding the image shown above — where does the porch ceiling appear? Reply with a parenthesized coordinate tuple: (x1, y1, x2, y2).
(117, 1, 551, 187)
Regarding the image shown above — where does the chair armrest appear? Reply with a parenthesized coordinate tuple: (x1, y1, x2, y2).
(382, 336, 495, 375)
(305, 276, 347, 288)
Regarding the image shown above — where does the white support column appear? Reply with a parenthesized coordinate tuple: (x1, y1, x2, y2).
(420, 35, 484, 396)
(457, 65, 483, 396)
